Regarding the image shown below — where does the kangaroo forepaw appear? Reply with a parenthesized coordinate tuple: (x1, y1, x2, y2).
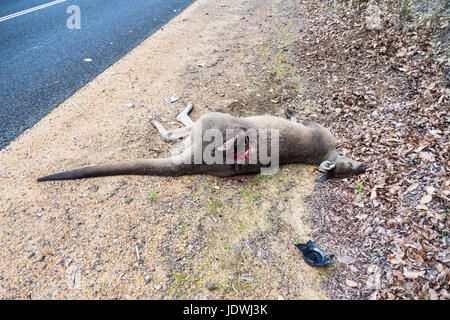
(177, 102, 193, 119)
(185, 101, 194, 114)
(285, 109, 297, 123)
(285, 109, 295, 119)
(176, 102, 194, 127)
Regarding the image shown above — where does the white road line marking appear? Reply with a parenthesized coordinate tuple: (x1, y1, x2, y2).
(0, 0, 67, 23)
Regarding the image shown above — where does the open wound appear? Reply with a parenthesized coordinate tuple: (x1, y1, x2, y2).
(216, 131, 252, 164)
(232, 135, 251, 164)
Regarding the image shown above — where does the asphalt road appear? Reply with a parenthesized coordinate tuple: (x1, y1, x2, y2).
(0, 0, 195, 149)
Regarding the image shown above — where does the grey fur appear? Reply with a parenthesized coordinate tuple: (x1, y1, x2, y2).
(37, 104, 367, 182)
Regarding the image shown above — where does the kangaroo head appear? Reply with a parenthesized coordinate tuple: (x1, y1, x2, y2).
(316, 154, 368, 182)
(333, 155, 368, 178)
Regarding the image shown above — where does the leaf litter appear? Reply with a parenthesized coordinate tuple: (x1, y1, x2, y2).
(278, 0, 449, 299)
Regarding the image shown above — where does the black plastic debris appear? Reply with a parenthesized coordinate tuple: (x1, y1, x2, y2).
(295, 240, 335, 267)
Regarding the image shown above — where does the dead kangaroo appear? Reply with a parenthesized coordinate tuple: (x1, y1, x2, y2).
(37, 102, 367, 182)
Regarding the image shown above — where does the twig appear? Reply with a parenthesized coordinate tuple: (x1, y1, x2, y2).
(135, 245, 141, 262)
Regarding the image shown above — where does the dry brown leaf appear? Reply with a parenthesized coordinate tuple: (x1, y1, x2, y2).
(396, 47, 407, 57)
(387, 255, 406, 265)
(419, 193, 433, 204)
(419, 152, 435, 162)
(425, 186, 435, 194)
(349, 265, 359, 273)
(414, 145, 427, 153)
(346, 279, 359, 287)
(406, 182, 419, 192)
(429, 289, 439, 300)
(403, 268, 425, 279)
(370, 185, 379, 200)
(416, 204, 428, 210)
(337, 255, 356, 264)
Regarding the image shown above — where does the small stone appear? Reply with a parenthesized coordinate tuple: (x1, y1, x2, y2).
(205, 280, 218, 291)
(28, 252, 35, 259)
(36, 254, 45, 262)
(124, 197, 133, 204)
(145, 275, 152, 283)
(123, 103, 134, 108)
(36, 211, 45, 218)
(154, 283, 162, 290)
(89, 185, 99, 192)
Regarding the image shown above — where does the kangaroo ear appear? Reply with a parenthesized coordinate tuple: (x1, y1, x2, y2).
(315, 172, 331, 183)
(216, 131, 247, 152)
(319, 160, 336, 171)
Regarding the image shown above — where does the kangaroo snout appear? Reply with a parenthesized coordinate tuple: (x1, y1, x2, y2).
(359, 163, 368, 173)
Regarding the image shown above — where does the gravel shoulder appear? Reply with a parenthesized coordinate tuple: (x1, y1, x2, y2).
(0, 0, 329, 299)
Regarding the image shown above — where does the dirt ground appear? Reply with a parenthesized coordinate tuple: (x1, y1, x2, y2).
(0, 0, 333, 299)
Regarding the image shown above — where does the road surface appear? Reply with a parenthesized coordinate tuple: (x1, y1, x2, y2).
(0, 0, 195, 149)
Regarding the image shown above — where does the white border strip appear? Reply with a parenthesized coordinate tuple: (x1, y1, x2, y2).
(0, 0, 67, 23)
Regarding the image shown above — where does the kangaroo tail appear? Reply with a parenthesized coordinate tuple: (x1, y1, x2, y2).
(37, 156, 195, 181)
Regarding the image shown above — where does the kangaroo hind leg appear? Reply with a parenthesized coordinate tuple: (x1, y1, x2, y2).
(176, 101, 194, 127)
(151, 119, 192, 142)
